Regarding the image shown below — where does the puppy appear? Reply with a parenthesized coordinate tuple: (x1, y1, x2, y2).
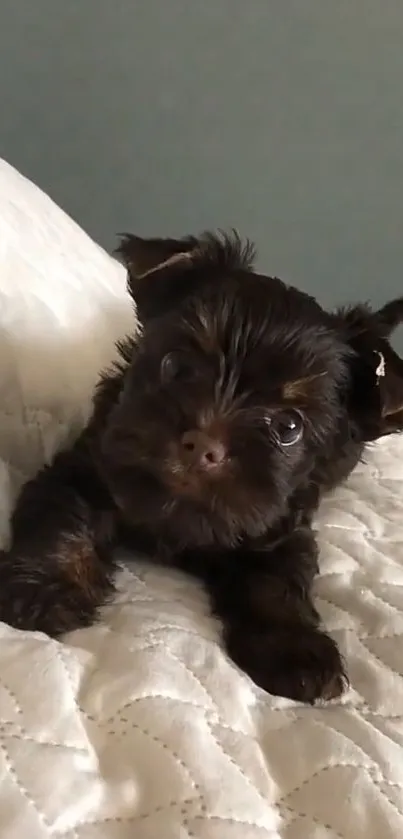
(1, 231, 402, 704)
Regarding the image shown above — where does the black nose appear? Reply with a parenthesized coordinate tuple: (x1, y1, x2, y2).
(181, 430, 226, 470)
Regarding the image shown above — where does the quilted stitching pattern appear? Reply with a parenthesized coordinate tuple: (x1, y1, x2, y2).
(0, 436, 401, 837)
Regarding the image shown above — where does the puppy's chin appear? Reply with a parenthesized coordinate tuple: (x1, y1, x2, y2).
(110, 460, 283, 548)
(161, 457, 229, 500)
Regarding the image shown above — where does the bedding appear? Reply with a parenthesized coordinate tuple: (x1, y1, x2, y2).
(0, 157, 402, 838)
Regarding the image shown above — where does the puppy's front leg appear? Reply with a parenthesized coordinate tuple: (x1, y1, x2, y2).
(0, 444, 117, 637)
(204, 528, 347, 703)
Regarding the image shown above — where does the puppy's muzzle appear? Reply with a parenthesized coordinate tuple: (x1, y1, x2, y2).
(181, 430, 226, 472)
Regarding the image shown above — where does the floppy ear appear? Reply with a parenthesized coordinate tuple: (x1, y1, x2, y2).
(115, 230, 256, 322)
(337, 297, 403, 438)
(115, 234, 199, 321)
(116, 234, 199, 279)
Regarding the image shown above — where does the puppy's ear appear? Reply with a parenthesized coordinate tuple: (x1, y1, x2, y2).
(376, 299, 403, 427)
(337, 297, 403, 438)
(115, 234, 199, 321)
(116, 234, 199, 279)
(115, 230, 256, 322)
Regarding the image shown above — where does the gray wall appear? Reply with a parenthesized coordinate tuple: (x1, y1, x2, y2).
(1, 0, 403, 319)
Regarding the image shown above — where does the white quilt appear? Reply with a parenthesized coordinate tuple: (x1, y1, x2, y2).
(0, 158, 403, 839)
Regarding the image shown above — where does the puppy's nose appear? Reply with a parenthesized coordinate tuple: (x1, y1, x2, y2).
(181, 430, 226, 470)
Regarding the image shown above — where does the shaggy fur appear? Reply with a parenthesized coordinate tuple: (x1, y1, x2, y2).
(1, 230, 403, 703)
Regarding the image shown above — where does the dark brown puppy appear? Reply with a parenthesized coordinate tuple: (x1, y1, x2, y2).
(1, 231, 403, 704)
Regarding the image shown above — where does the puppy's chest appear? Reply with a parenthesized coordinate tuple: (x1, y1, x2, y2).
(114, 511, 306, 580)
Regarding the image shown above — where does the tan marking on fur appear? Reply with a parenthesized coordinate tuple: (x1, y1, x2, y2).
(57, 529, 99, 595)
(138, 251, 192, 279)
(283, 372, 326, 401)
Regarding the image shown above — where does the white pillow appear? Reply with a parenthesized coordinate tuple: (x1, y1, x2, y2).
(0, 158, 135, 544)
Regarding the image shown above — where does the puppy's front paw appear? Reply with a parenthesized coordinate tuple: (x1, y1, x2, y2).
(226, 624, 347, 704)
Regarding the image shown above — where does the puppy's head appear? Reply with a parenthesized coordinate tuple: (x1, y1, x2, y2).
(96, 231, 343, 547)
(99, 231, 403, 549)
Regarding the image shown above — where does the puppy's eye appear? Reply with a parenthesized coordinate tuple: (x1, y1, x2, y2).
(160, 352, 195, 384)
(270, 409, 304, 446)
